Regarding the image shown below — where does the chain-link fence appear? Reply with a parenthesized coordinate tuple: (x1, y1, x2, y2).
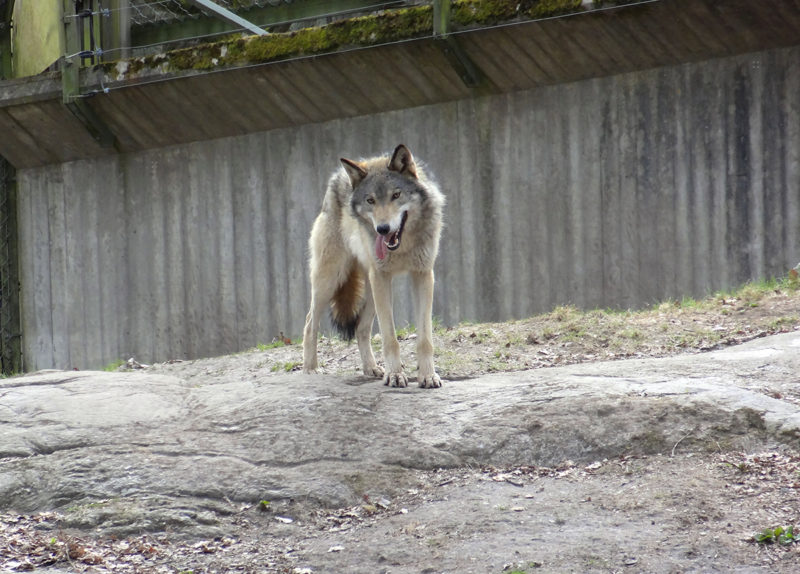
(128, 0, 258, 27)
(0, 155, 21, 375)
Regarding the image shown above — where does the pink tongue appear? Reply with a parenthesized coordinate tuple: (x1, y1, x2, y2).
(375, 234, 388, 260)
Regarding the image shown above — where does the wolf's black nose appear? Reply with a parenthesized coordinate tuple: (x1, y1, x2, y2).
(376, 223, 390, 235)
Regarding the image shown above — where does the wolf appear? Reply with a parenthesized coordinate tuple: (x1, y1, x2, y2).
(302, 144, 445, 388)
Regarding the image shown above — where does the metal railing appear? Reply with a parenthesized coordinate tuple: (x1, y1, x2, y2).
(62, 0, 410, 65)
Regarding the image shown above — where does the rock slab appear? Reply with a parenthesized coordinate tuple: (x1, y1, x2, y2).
(1, 332, 799, 535)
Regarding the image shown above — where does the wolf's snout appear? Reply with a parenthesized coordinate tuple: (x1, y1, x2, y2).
(376, 223, 391, 236)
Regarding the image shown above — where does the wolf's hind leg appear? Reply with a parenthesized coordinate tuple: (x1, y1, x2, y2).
(302, 288, 330, 374)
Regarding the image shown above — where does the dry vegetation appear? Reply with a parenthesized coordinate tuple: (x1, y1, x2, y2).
(304, 276, 800, 381)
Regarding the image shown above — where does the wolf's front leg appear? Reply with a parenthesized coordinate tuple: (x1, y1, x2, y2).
(356, 275, 384, 378)
(412, 269, 441, 388)
(369, 270, 407, 387)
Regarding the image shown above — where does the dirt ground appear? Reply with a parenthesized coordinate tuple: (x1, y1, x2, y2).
(2, 280, 800, 573)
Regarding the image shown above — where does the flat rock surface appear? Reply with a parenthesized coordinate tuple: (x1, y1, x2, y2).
(2, 331, 800, 572)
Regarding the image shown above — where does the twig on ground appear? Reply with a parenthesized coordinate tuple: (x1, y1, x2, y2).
(671, 429, 694, 457)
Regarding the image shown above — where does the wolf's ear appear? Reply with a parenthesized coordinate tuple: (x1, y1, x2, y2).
(340, 158, 368, 188)
(388, 144, 418, 178)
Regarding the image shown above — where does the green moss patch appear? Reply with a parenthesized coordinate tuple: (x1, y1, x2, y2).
(105, 0, 593, 77)
(453, 0, 585, 24)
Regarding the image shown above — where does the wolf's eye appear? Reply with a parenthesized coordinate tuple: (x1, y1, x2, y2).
(366, 197, 375, 205)
(391, 191, 401, 200)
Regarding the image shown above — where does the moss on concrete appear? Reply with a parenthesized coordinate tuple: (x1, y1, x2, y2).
(452, 0, 585, 25)
(527, 0, 584, 19)
(129, 5, 436, 75)
(104, 0, 592, 78)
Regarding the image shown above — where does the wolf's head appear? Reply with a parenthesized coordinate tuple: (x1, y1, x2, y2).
(342, 144, 433, 261)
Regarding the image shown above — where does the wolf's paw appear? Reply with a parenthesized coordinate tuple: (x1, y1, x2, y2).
(383, 371, 408, 388)
(418, 372, 442, 389)
(364, 364, 385, 378)
(302, 356, 317, 374)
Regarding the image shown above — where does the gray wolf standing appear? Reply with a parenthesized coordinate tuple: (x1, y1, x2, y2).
(302, 144, 445, 388)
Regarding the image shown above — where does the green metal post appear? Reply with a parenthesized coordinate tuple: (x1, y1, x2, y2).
(0, 0, 15, 79)
(433, 0, 451, 38)
(101, 0, 130, 61)
(0, 156, 22, 375)
(62, 0, 80, 103)
(432, 0, 482, 87)
(61, 0, 116, 147)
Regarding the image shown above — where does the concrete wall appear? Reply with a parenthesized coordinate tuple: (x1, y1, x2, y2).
(17, 45, 800, 370)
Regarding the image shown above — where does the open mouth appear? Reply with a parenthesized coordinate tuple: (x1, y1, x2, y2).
(384, 211, 408, 252)
(375, 211, 408, 261)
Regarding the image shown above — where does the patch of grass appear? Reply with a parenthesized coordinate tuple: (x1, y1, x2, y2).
(270, 361, 301, 373)
(505, 333, 525, 346)
(679, 296, 701, 310)
(256, 341, 285, 351)
(525, 327, 557, 345)
(787, 268, 800, 291)
(669, 329, 722, 349)
(455, 328, 495, 344)
(541, 327, 557, 340)
(432, 316, 448, 334)
(551, 304, 579, 322)
(396, 324, 417, 339)
(769, 316, 799, 330)
(434, 348, 471, 373)
(562, 322, 587, 342)
(723, 460, 752, 474)
(619, 328, 643, 340)
(102, 359, 125, 372)
(715, 275, 794, 302)
(755, 525, 797, 545)
(477, 330, 495, 343)
(255, 334, 300, 351)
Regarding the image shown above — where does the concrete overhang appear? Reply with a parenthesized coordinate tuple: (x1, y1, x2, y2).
(1, 0, 799, 169)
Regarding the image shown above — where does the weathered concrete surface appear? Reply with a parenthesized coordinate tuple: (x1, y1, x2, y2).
(1, 331, 799, 537)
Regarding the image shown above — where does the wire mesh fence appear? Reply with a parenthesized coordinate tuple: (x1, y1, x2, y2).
(0, 156, 21, 375)
(128, 0, 277, 27)
(63, 0, 407, 62)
